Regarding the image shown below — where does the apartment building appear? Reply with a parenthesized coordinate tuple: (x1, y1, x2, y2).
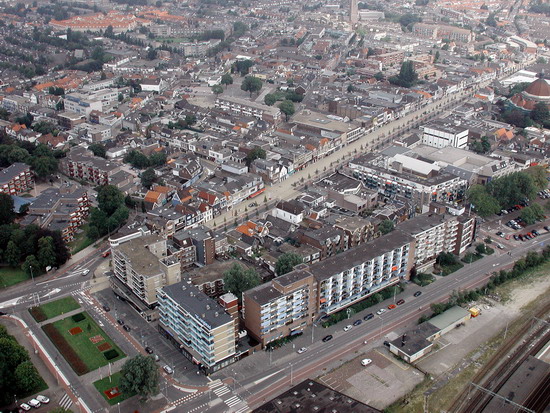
(243, 231, 414, 345)
(157, 282, 237, 374)
(333, 216, 378, 248)
(420, 120, 469, 149)
(111, 235, 181, 321)
(0, 163, 33, 195)
(60, 147, 121, 186)
(215, 97, 283, 124)
(23, 186, 90, 242)
(64, 93, 103, 117)
(348, 153, 468, 207)
(298, 227, 348, 260)
(396, 213, 473, 269)
(413, 23, 473, 43)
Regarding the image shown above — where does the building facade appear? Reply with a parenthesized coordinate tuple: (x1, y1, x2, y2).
(0, 163, 34, 195)
(60, 147, 121, 186)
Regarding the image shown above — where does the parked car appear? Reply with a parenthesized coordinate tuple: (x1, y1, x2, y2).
(36, 395, 49, 404)
(513, 235, 520, 241)
(163, 365, 173, 374)
(545, 226, 550, 232)
(497, 244, 504, 249)
(364, 313, 374, 321)
(145, 346, 154, 354)
(413, 291, 422, 297)
(27, 399, 41, 408)
(353, 319, 362, 326)
(383, 340, 390, 347)
(505, 234, 512, 240)
(396, 299, 405, 305)
(322, 335, 333, 342)
(123, 325, 131, 332)
(297, 347, 308, 354)
(117, 319, 124, 325)
(387, 304, 397, 310)
(20, 403, 31, 411)
(102, 305, 110, 312)
(361, 358, 372, 366)
(343, 325, 352, 332)
(496, 231, 504, 237)
(376, 308, 386, 315)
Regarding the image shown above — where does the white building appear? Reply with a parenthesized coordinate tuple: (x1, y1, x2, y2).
(421, 121, 469, 149)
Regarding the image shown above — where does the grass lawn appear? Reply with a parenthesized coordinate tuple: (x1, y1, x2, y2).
(52, 312, 125, 372)
(0, 267, 29, 288)
(68, 223, 94, 254)
(440, 262, 464, 276)
(32, 296, 81, 321)
(93, 372, 136, 406)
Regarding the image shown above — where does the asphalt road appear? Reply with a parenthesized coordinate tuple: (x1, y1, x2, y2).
(175, 231, 550, 413)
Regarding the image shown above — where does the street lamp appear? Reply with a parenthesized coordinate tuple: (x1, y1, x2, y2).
(29, 265, 34, 282)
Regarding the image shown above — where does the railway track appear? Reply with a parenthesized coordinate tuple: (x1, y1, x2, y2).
(450, 301, 550, 413)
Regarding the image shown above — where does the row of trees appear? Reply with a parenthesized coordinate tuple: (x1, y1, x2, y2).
(124, 150, 167, 170)
(264, 89, 303, 106)
(0, 325, 46, 406)
(0, 132, 60, 178)
(467, 167, 547, 217)
(0, 193, 70, 276)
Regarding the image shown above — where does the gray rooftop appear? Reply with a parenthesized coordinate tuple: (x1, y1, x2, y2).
(428, 306, 471, 330)
(161, 281, 233, 329)
(116, 235, 164, 277)
(0, 163, 29, 185)
(396, 213, 450, 236)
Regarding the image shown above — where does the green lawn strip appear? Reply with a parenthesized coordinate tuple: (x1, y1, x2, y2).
(31, 296, 81, 321)
(53, 312, 125, 372)
(93, 372, 136, 406)
(0, 267, 29, 288)
(68, 224, 93, 254)
(441, 262, 464, 276)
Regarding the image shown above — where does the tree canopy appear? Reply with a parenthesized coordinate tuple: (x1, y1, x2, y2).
(120, 355, 159, 399)
(275, 252, 303, 276)
(520, 203, 545, 225)
(88, 143, 107, 158)
(241, 76, 262, 97)
(223, 263, 260, 302)
(246, 147, 266, 166)
(278, 100, 295, 121)
(0, 193, 15, 225)
(389, 61, 418, 88)
(141, 168, 157, 189)
(221, 73, 233, 87)
(379, 219, 395, 235)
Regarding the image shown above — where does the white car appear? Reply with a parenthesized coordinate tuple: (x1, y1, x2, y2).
(376, 308, 387, 315)
(163, 365, 174, 374)
(82, 269, 90, 276)
(36, 395, 49, 404)
(361, 358, 372, 366)
(297, 347, 308, 354)
(27, 399, 41, 408)
(343, 325, 352, 332)
(20, 404, 31, 411)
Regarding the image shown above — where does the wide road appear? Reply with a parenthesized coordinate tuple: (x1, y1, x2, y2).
(173, 231, 550, 413)
(211, 85, 478, 228)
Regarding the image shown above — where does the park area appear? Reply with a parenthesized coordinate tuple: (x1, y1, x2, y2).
(0, 267, 29, 288)
(42, 312, 125, 375)
(93, 372, 135, 406)
(29, 296, 81, 322)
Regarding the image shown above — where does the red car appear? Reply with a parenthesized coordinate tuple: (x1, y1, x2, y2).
(388, 304, 397, 310)
(102, 251, 111, 258)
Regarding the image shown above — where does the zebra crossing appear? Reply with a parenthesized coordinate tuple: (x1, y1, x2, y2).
(208, 380, 249, 412)
(58, 394, 73, 411)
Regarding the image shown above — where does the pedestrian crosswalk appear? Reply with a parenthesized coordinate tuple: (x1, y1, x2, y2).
(208, 380, 249, 412)
(59, 394, 73, 410)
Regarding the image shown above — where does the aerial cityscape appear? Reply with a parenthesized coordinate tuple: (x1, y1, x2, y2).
(0, 0, 549, 412)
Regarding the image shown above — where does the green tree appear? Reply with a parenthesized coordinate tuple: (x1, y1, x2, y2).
(98, 185, 124, 215)
(88, 143, 107, 158)
(434, 50, 440, 63)
(436, 251, 457, 266)
(525, 165, 548, 190)
(233, 60, 254, 76)
(37, 236, 56, 269)
(374, 72, 384, 81)
(278, 100, 295, 121)
(264, 93, 278, 106)
(212, 84, 224, 96)
(148, 151, 167, 167)
(347, 84, 354, 93)
(119, 355, 159, 399)
(232, 21, 249, 38)
(246, 147, 266, 166)
(87, 225, 100, 241)
(531, 102, 550, 124)
(379, 219, 395, 235)
(0, 193, 14, 225)
(520, 203, 545, 225)
(185, 114, 197, 125)
(389, 61, 418, 88)
(467, 184, 500, 217)
(221, 73, 233, 88)
(223, 263, 260, 302)
(241, 76, 263, 97)
(31, 156, 58, 177)
(124, 150, 150, 169)
(141, 168, 157, 189)
(14, 361, 42, 393)
(21, 254, 40, 278)
(475, 243, 487, 255)
(8, 147, 30, 164)
(275, 252, 303, 276)
(146, 48, 158, 60)
(486, 13, 497, 27)
(4, 240, 21, 267)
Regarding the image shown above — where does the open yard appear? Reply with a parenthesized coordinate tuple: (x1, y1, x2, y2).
(29, 296, 81, 322)
(94, 372, 136, 406)
(0, 266, 29, 288)
(44, 312, 125, 374)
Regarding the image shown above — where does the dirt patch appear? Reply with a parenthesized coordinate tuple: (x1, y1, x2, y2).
(89, 335, 104, 344)
(506, 275, 550, 312)
(69, 327, 82, 335)
(97, 342, 111, 352)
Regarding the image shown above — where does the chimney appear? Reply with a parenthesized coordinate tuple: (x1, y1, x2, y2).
(401, 333, 407, 347)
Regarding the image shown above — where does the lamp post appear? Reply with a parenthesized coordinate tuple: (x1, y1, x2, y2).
(378, 315, 384, 339)
(29, 265, 34, 283)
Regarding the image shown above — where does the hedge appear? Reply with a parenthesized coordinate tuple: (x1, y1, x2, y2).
(42, 323, 89, 375)
(103, 349, 119, 360)
(72, 313, 85, 322)
(29, 307, 47, 322)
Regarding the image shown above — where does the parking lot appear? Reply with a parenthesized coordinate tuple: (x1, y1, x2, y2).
(93, 289, 207, 386)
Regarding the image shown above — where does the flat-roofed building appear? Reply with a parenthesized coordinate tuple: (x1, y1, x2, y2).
(215, 97, 283, 124)
(0, 163, 33, 195)
(157, 282, 237, 374)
